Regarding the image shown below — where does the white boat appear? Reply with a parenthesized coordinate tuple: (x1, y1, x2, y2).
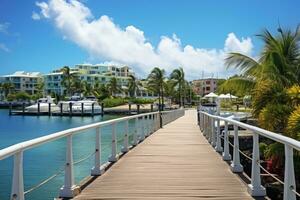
(26, 96, 59, 112)
(58, 100, 102, 114)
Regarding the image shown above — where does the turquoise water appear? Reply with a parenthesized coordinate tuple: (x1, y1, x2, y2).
(0, 109, 137, 200)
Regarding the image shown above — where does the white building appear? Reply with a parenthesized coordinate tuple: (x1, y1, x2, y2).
(0, 71, 43, 95)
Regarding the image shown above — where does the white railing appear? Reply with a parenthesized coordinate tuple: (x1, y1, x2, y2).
(197, 110, 300, 200)
(0, 109, 185, 200)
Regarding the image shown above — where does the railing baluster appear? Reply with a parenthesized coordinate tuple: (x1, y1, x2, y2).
(247, 132, 266, 196)
(230, 125, 243, 173)
(215, 118, 223, 152)
(122, 120, 129, 153)
(283, 144, 296, 200)
(11, 151, 24, 200)
(91, 127, 104, 175)
(211, 118, 216, 147)
(140, 116, 145, 141)
(59, 135, 78, 198)
(222, 122, 231, 161)
(133, 118, 138, 146)
(108, 122, 118, 162)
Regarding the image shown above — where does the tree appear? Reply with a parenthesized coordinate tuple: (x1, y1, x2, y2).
(0, 82, 15, 98)
(225, 26, 300, 170)
(93, 82, 110, 101)
(147, 67, 166, 110)
(128, 75, 142, 97)
(170, 67, 185, 106)
(35, 79, 44, 97)
(60, 66, 78, 96)
(81, 80, 93, 97)
(107, 77, 122, 97)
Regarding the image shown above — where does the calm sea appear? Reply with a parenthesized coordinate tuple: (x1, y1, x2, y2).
(0, 109, 136, 200)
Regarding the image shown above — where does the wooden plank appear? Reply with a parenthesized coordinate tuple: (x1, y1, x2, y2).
(75, 110, 254, 200)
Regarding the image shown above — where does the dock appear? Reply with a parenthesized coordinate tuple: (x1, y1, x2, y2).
(75, 110, 254, 200)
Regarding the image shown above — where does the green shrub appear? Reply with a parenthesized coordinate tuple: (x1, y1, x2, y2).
(102, 98, 128, 107)
(128, 98, 155, 104)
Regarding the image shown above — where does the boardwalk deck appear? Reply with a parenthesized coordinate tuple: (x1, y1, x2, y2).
(75, 110, 253, 200)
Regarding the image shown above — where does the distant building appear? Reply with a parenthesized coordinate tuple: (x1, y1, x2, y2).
(44, 64, 140, 97)
(192, 78, 219, 96)
(0, 71, 43, 95)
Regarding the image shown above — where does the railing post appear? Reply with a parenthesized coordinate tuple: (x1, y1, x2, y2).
(211, 118, 216, 147)
(230, 125, 243, 173)
(133, 118, 138, 146)
(140, 116, 146, 141)
(108, 122, 118, 162)
(11, 151, 24, 200)
(159, 111, 163, 128)
(59, 135, 79, 198)
(283, 144, 296, 200)
(222, 122, 231, 161)
(215, 118, 223, 152)
(121, 120, 129, 153)
(91, 127, 105, 175)
(247, 132, 266, 196)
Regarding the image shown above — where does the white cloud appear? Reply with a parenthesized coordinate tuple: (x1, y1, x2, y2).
(0, 43, 10, 52)
(32, 12, 41, 20)
(35, 0, 254, 79)
(0, 22, 9, 34)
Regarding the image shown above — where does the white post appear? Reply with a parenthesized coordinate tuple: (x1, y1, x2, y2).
(133, 118, 138, 146)
(108, 123, 118, 162)
(215, 118, 223, 152)
(222, 122, 231, 161)
(59, 135, 79, 198)
(91, 127, 105, 175)
(11, 151, 24, 200)
(211, 118, 216, 147)
(230, 125, 243, 173)
(247, 132, 266, 196)
(122, 120, 129, 153)
(283, 144, 296, 200)
(140, 116, 145, 141)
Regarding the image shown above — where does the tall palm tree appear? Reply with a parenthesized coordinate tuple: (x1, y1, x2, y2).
(128, 75, 142, 97)
(61, 66, 78, 96)
(170, 67, 185, 107)
(81, 80, 93, 97)
(0, 82, 15, 98)
(147, 67, 166, 111)
(225, 26, 300, 169)
(107, 77, 122, 97)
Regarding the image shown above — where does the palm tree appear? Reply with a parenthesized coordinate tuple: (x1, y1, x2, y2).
(0, 82, 15, 98)
(107, 77, 122, 97)
(61, 66, 78, 96)
(81, 81, 93, 97)
(35, 79, 44, 97)
(225, 26, 300, 170)
(147, 67, 166, 111)
(170, 67, 185, 107)
(128, 75, 142, 97)
(93, 81, 110, 101)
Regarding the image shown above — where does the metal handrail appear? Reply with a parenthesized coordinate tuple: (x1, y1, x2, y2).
(200, 111, 300, 151)
(198, 110, 299, 200)
(0, 108, 185, 200)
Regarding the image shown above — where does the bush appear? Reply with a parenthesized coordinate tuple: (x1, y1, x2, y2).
(128, 98, 155, 104)
(102, 98, 128, 107)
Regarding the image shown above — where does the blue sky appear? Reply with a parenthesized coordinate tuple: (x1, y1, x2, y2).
(0, 0, 299, 79)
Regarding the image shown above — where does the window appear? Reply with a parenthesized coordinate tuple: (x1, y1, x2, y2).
(206, 81, 210, 84)
(206, 87, 210, 91)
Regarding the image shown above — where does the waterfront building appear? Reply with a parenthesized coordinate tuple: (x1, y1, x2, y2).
(192, 78, 219, 96)
(0, 71, 43, 96)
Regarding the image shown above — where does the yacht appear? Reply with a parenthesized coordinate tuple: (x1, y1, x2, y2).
(58, 100, 102, 114)
(26, 96, 59, 112)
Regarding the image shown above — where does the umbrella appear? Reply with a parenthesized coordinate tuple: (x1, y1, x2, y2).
(218, 94, 229, 99)
(204, 92, 218, 98)
(225, 93, 238, 99)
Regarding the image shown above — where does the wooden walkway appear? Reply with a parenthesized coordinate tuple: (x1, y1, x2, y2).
(75, 110, 253, 200)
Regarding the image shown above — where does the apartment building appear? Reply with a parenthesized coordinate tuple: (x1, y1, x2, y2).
(0, 71, 43, 95)
(44, 64, 135, 96)
(192, 78, 219, 96)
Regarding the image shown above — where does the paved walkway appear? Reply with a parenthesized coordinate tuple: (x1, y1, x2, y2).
(75, 110, 253, 200)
